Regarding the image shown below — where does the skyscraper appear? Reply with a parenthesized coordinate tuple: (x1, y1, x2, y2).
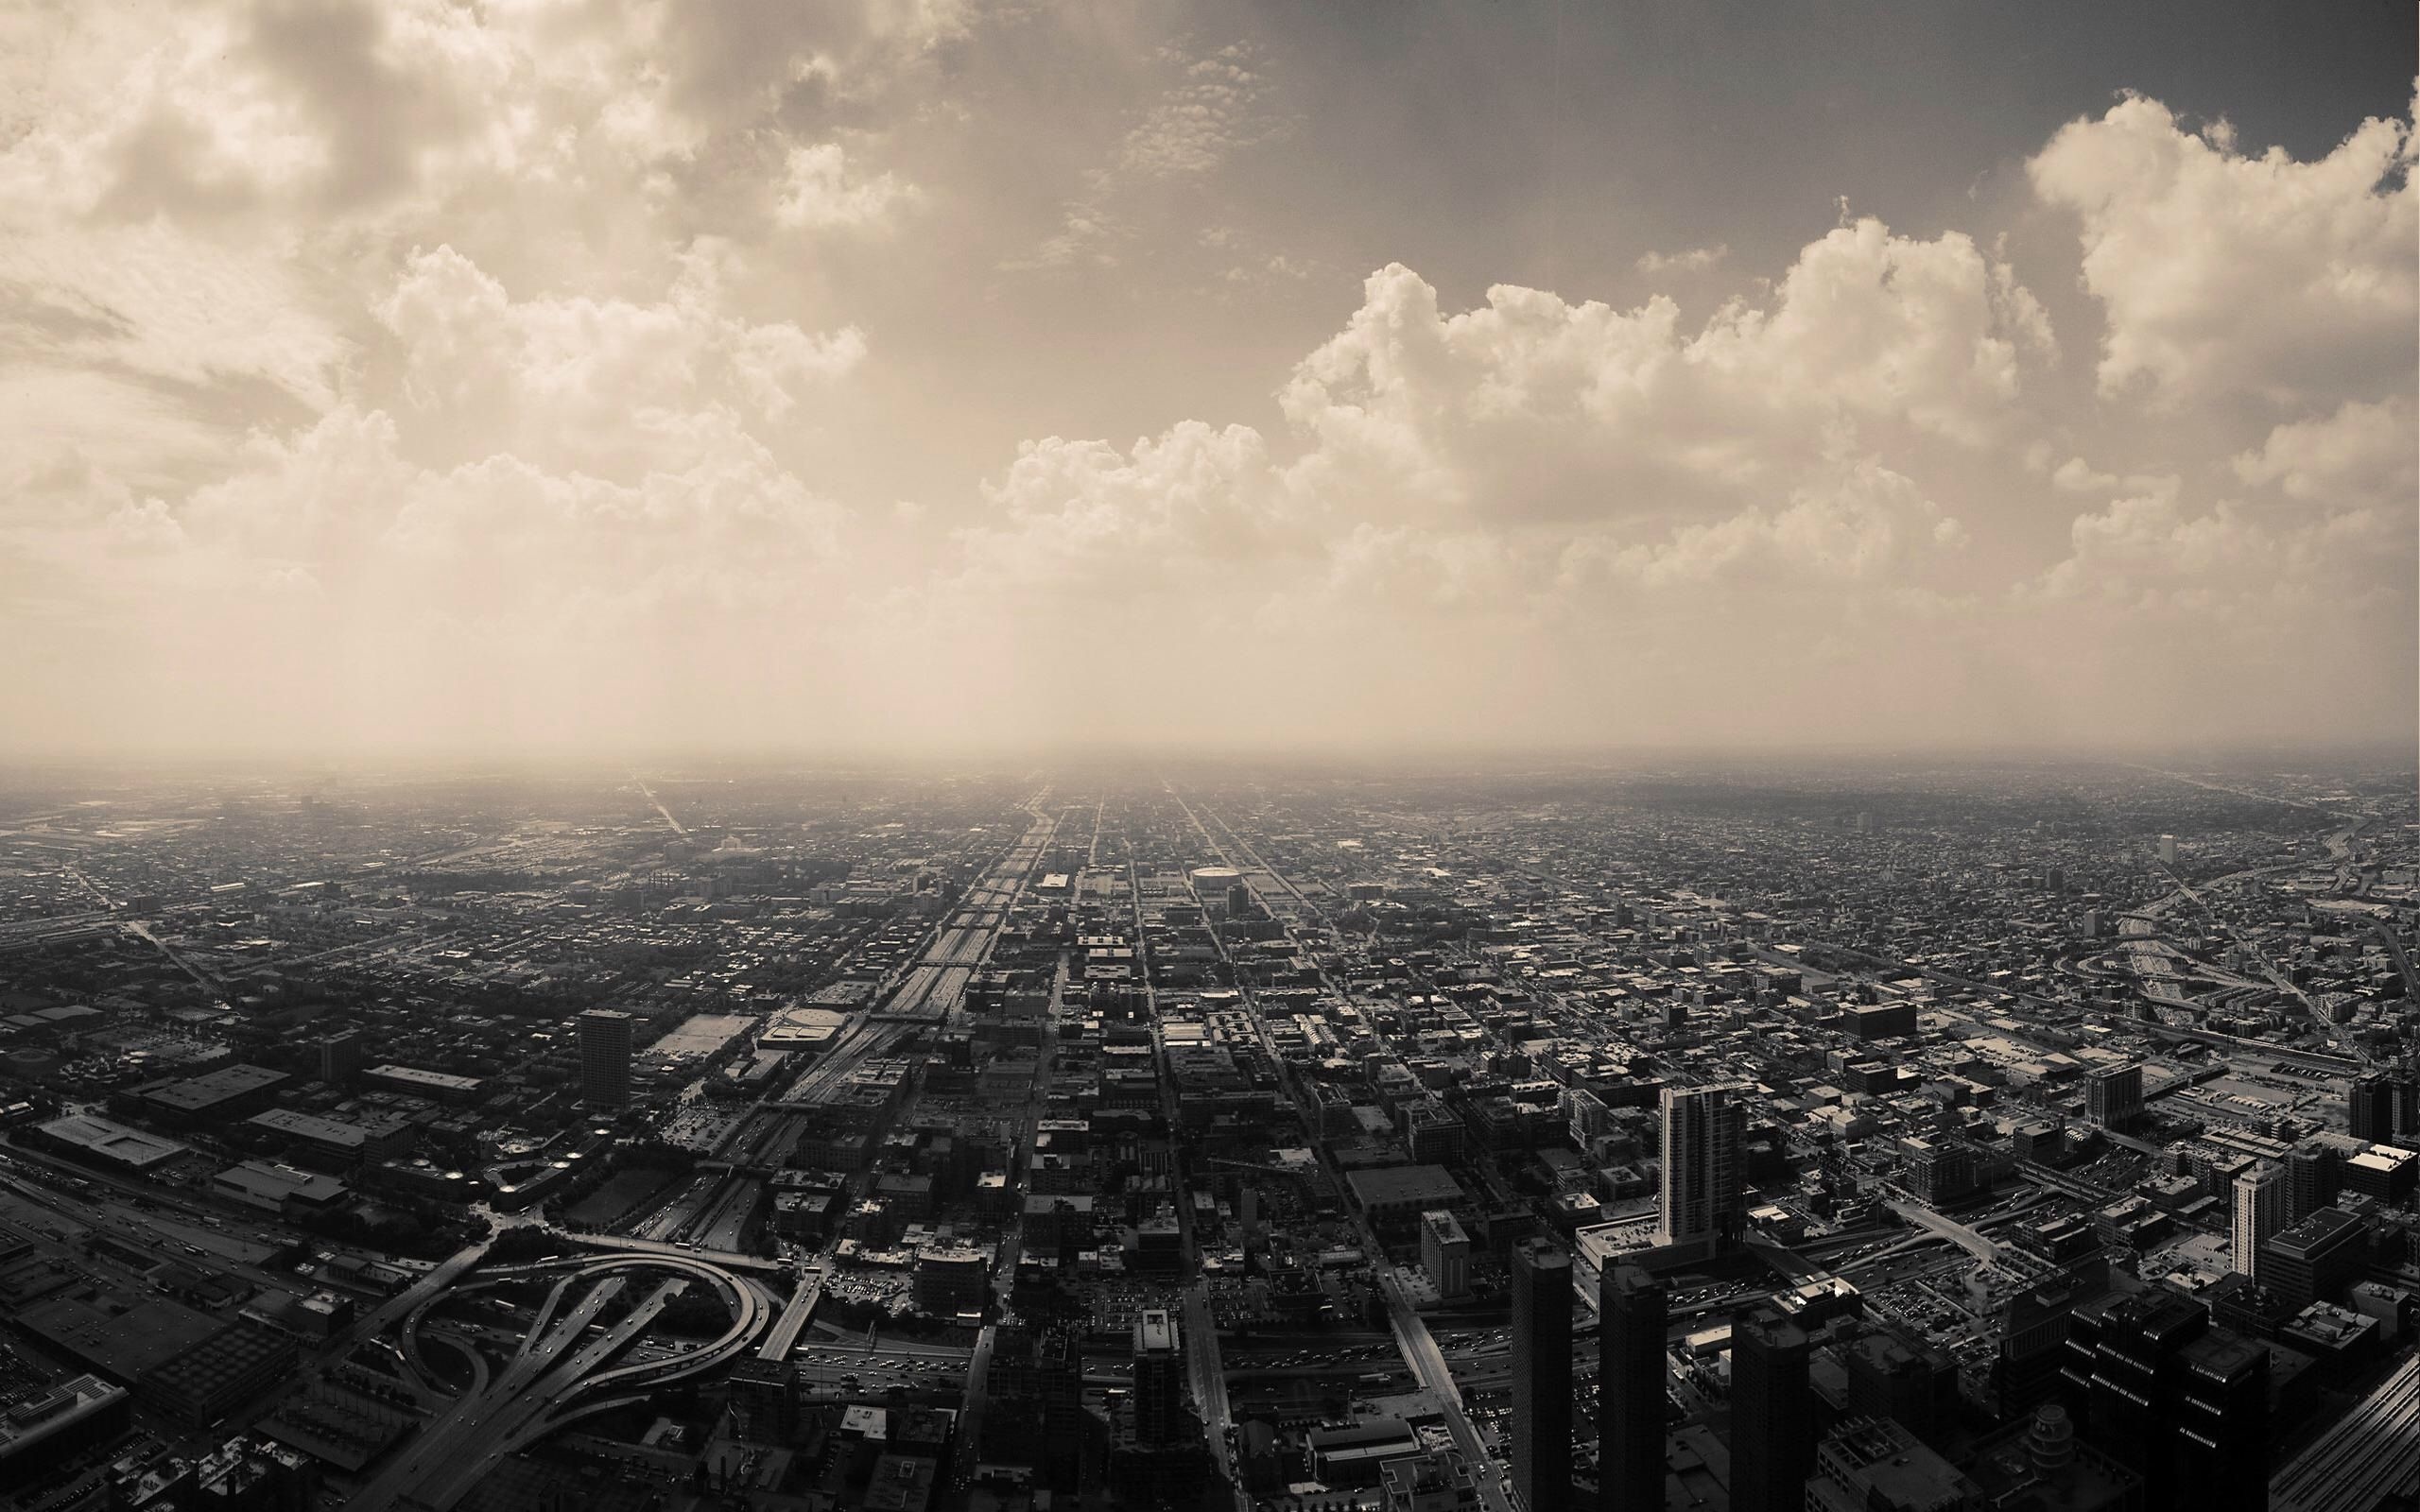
(1729, 1305, 1813, 1512)
(1132, 1309, 1184, 1447)
(1658, 1082, 1747, 1250)
(2060, 1290, 2267, 1512)
(1599, 1264, 1667, 1512)
(1510, 1238, 1572, 1512)
(2231, 1161, 2284, 1281)
(579, 1008, 633, 1108)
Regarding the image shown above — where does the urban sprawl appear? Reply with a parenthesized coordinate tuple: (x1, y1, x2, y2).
(0, 759, 2414, 1512)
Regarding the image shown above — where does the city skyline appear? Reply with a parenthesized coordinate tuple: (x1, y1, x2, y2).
(4, 2, 2413, 758)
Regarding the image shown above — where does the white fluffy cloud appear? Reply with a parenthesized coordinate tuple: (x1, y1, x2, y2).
(2232, 396, 2415, 507)
(375, 246, 863, 475)
(2030, 94, 2415, 408)
(0, 10, 2409, 757)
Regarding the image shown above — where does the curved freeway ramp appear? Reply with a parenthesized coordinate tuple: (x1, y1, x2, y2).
(354, 1251, 765, 1512)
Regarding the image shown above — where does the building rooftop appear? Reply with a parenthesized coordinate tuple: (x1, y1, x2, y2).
(33, 1113, 188, 1170)
(1344, 1164, 1466, 1209)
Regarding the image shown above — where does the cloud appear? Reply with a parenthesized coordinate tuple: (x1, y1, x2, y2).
(774, 143, 919, 232)
(374, 245, 863, 475)
(1635, 243, 1729, 275)
(2029, 94, 2415, 408)
(1015, 40, 1285, 270)
(1272, 222, 2049, 531)
(1116, 43, 1282, 179)
(0, 27, 2410, 760)
(2232, 396, 2415, 507)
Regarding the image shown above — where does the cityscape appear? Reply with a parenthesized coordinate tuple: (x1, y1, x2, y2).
(3, 0, 2415, 1509)
(0, 757, 2414, 1511)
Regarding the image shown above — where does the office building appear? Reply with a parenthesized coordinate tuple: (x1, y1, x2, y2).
(2262, 1207, 2368, 1313)
(2059, 1290, 2267, 1512)
(2084, 1064, 2143, 1133)
(2157, 834, 2177, 866)
(727, 1359, 801, 1444)
(1729, 1305, 1812, 1512)
(1422, 1209, 1472, 1300)
(579, 1008, 634, 1108)
(1657, 1082, 1747, 1250)
(1994, 1279, 2082, 1418)
(1905, 1137, 1979, 1207)
(912, 1246, 992, 1318)
(1132, 1310, 1184, 1448)
(1308, 1419, 1420, 1487)
(1599, 1264, 1667, 1512)
(1845, 1332, 1956, 1445)
(990, 1323, 1086, 1491)
(2231, 1161, 2284, 1281)
(1510, 1238, 1572, 1512)
(1806, 1418, 1979, 1512)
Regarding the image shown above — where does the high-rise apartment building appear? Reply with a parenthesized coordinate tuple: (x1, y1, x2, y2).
(1658, 1082, 1748, 1250)
(2085, 1064, 2143, 1132)
(2348, 1068, 2420, 1146)
(1421, 1210, 1472, 1300)
(1510, 1238, 1572, 1512)
(2231, 1161, 2284, 1281)
(578, 1008, 634, 1108)
(1599, 1264, 1667, 1512)
(316, 1030, 363, 1087)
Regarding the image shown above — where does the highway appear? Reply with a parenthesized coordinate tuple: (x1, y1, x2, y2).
(355, 1251, 767, 1511)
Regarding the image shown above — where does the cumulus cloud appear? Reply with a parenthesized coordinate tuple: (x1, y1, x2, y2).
(374, 246, 863, 474)
(774, 144, 919, 232)
(2029, 94, 2415, 408)
(0, 13, 2410, 759)
(1272, 222, 2049, 530)
(2232, 396, 2415, 507)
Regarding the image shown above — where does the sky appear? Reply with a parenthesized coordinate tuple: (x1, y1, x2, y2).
(2, 0, 2412, 759)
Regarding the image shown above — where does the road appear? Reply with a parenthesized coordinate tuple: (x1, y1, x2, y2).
(355, 1252, 767, 1511)
(1376, 1265, 1518, 1512)
(630, 772, 687, 837)
(1881, 1199, 2007, 1265)
(1167, 783, 1514, 1512)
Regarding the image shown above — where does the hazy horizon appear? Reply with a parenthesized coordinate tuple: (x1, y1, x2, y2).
(6, 1, 2414, 759)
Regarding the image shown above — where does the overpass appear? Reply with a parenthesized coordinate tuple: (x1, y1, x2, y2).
(356, 1250, 767, 1511)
